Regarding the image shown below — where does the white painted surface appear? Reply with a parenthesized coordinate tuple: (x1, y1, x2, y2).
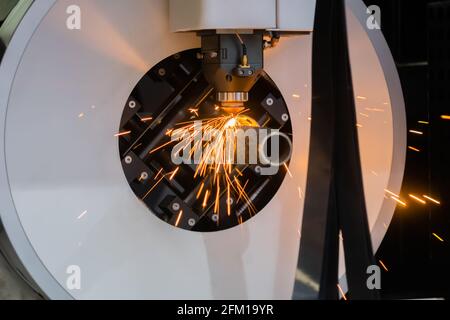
(275, 0, 316, 31)
(170, 0, 277, 32)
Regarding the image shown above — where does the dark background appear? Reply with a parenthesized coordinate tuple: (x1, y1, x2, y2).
(363, 0, 450, 299)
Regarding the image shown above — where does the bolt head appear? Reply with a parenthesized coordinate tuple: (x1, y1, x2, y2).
(282, 114, 289, 122)
(266, 98, 274, 106)
(140, 172, 149, 180)
(172, 203, 181, 211)
(124, 156, 133, 164)
(128, 100, 136, 109)
(158, 68, 166, 76)
(188, 219, 196, 227)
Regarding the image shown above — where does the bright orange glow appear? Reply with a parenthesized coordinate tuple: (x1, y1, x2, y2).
(114, 131, 131, 137)
(385, 189, 400, 198)
(409, 194, 426, 205)
(423, 195, 441, 205)
(391, 196, 407, 207)
(441, 115, 450, 120)
(408, 146, 421, 152)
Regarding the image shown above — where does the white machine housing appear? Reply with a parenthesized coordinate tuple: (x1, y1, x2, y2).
(170, 0, 317, 32)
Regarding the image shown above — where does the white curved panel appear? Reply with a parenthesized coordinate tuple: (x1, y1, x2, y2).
(1, 0, 309, 299)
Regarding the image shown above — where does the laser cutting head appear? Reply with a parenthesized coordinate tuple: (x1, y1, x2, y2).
(200, 32, 264, 112)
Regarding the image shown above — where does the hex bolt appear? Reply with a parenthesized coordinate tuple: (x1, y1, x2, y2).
(188, 219, 196, 227)
(266, 98, 274, 106)
(282, 113, 290, 122)
(172, 203, 181, 211)
(124, 156, 133, 164)
(128, 100, 136, 109)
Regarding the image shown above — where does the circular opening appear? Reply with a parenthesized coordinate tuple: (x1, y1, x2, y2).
(118, 49, 293, 232)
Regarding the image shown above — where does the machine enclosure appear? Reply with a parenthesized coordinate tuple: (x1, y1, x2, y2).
(170, 0, 317, 32)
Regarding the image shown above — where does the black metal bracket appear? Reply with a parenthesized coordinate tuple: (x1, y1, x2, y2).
(293, 0, 380, 300)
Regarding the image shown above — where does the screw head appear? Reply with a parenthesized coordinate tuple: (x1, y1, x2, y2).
(282, 114, 290, 122)
(226, 198, 234, 205)
(212, 214, 219, 222)
(266, 98, 274, 106)
(158, 68, 166, 76)
(255, 166, 262, 174)
(188, 219, 196, 227)
(140, 172, 149, 180)
(124, 156, 133, 164)
(128, 100, 136, 109)
(172, 203, 181, 211)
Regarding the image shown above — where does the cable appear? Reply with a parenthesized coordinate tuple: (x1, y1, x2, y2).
(235, 33, 249, 67)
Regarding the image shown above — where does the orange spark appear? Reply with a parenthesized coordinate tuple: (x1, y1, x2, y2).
(423, 195, 441, 205)
(169, 167, 179, 181)
(408, 146, 421, 152)
(337, 284, 348, 301)
(114, 131, 131, 137)
(385, 189, 400, 198)
(203, 190, 210, 208)
(409, 194, 426, 205)
(175, 210, 183, 227)
(196, 182, 205, 200)
(140, 116, 153, 122)
(379, 260, 389, 272)
(391, 196, 407, 207)
(284, 163, 293, 178)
